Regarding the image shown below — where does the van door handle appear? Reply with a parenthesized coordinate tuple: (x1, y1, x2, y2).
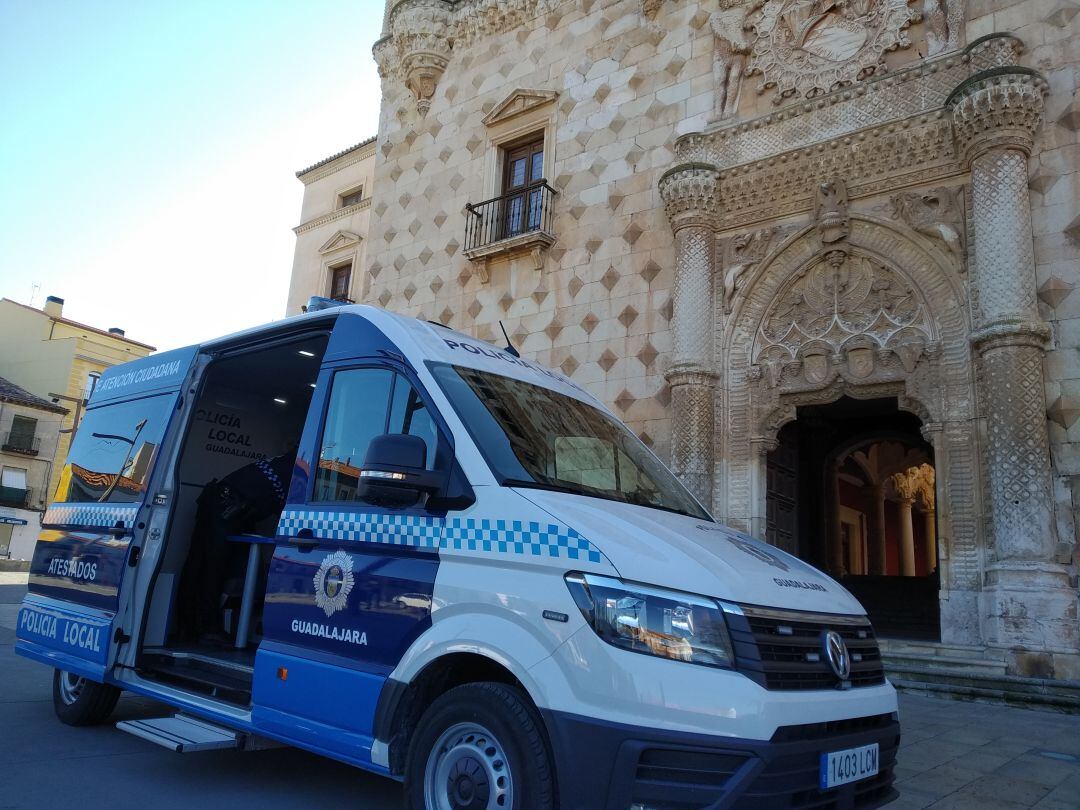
(289, 529, 317, 550)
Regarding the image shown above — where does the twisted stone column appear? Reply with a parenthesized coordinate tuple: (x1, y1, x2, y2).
(949, 69, 1079, 657)
(659, 163, 721, 508)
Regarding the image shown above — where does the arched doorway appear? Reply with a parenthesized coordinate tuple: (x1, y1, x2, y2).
(766, 396, 940, 639)
(718, 213, 984, 648)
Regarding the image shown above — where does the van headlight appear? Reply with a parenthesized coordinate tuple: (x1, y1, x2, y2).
(565, 573, 734, 668)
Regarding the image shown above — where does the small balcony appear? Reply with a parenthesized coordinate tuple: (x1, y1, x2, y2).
(2, 431, 40, 456)
(0, 486, 31, 509)
(464, 180, 557, 281)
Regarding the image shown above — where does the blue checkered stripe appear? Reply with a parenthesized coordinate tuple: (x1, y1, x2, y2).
(278, 511, 441, 550)
(44, 503, 139, 528)
(442, 518, 601, 562)
(278, 510, 603, 563)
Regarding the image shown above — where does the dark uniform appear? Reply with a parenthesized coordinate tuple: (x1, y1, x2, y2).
(184, 452, 295, 643)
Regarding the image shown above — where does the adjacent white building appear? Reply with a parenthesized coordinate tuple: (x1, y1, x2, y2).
(285, 137, 377, 315)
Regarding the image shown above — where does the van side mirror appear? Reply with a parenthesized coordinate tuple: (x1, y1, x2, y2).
(358, 434, 445, 506)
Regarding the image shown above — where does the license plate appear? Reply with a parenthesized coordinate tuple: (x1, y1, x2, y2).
(820, 743, 879, 789)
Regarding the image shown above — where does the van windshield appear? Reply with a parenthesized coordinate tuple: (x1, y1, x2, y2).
(430, 364, 710, 520)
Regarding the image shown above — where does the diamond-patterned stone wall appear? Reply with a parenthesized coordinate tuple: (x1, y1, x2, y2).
(364, 0, 739, 461)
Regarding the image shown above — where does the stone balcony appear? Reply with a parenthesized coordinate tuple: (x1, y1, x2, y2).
(463, 180, 556, 281)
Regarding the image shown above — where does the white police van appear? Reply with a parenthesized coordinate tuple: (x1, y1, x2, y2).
(16, 303, 899, 809)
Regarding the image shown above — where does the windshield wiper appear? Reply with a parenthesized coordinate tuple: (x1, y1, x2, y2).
(502, 478, 706, 520)
(500, 478, 587, 497)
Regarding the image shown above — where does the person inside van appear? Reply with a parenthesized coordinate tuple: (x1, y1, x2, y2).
(181, 444, 296, 645)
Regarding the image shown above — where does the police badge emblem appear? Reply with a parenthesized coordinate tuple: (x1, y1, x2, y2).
(313, 551, 354, 617)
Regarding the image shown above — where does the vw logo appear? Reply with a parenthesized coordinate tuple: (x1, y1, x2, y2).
(823, 630, 851, 680)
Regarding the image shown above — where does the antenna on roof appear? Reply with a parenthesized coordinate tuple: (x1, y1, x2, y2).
(499, 321, 520, 358)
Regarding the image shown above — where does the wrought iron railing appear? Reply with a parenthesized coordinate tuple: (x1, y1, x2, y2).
(464, 180, 556, 253)
(2, 431, 40, 456)
(0, 486, 30, 509)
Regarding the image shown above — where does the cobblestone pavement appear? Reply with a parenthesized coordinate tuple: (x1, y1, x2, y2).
(3, 573, 1078, 809)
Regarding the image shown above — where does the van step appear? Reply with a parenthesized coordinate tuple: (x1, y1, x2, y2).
(140, 651, 253, 706)
(116, 714, 243, 753)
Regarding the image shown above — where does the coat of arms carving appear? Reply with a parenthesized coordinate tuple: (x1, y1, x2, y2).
(739, 0, 920, 105)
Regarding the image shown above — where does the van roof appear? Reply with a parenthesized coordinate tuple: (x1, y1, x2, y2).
(189, 305, 598, 408)
(198, 305, 480, 356)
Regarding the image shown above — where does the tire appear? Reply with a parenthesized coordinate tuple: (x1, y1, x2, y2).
(52, 668, 121, 726)
(404, 681, 555, 810)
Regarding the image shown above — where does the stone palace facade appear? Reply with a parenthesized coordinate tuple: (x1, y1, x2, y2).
(291, 0, 1080, 684)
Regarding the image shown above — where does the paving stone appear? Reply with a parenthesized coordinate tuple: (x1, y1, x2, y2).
(955, 747, 1022, 773)
(900, 763, 985, 795)
(996, 753, 1080, 788)
(946, 774, 1052, 806)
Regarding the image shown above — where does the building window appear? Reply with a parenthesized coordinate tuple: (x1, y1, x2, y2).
(339, 187, 363, 208)
(501, 135, 545, 238)
(329, 263, 353, 302)
(3, 415, 38, 455)
(0, 466, 29, 508)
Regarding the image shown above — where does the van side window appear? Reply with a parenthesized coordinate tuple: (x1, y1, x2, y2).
(313, 369, 437, 504)
(388, 375, 438, 468)
(56, 393, 175, 503)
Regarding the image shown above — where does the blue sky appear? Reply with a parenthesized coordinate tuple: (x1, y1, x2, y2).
(0, 0, 384, 350)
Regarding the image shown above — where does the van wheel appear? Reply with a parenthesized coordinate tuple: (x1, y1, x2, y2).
(52, 669, 121, 726)
(404, 682, 555, 810)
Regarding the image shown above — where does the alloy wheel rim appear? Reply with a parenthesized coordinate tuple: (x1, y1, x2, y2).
(58, 671, 85, 705)
(424, 721, 513, 810)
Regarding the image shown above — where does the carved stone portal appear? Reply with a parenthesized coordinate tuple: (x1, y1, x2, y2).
(744, 0, 920, 103)
(754, 251, 936, 387)
(716, 213, 981, 645)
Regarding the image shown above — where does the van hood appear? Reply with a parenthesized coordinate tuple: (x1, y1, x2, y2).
(515, 489, 865, 615)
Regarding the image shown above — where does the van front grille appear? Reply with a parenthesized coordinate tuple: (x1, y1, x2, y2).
(726, 606, 886, 691)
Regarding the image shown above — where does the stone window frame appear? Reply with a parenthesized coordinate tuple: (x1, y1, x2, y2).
(317, 230, 363, 303)
(480, 93, 559, 203)
(323, 256, 357, 302)
(337, 184, 365, 209)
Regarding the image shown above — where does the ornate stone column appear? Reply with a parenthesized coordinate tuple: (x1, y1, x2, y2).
(949, 69, 1079, 658)
(659, 163, 721, 508)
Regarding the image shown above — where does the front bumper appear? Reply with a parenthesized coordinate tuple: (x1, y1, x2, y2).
(541, 708, 899, 810)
